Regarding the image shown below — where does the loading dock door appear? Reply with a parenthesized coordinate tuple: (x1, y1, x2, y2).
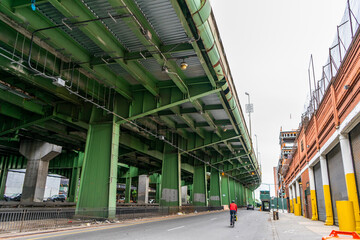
(327, 144, 348, 226)
(314, 162, 326, 221)
(350, 123, 360, 202)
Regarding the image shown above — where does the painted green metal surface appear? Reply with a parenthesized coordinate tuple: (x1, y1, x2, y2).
(76, 107, 119, 218)
(160, 144, 180, 206)
(193, 162, 207, 206)
(221, 175, 230, 205)
(209, 167, 221, 206)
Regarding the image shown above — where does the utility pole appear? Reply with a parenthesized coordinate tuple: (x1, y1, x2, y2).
(245, 92, 253, 138)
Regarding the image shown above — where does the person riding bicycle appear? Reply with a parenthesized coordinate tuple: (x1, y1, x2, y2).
(229, 200, 238, 225)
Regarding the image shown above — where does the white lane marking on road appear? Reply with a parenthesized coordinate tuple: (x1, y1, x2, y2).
(210, 218, 217, 220)
(167, 226, 185, 231)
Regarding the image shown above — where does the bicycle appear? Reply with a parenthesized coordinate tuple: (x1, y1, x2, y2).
(230, 211, 236, 227)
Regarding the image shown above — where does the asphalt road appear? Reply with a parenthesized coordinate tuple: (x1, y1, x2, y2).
(15, 209, 275, 240)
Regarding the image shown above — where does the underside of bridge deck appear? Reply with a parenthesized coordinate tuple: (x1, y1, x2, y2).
(0, 0, 261, 217)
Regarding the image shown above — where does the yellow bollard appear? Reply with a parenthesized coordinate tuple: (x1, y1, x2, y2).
(336, 201, 356, 232)
(294, 203, 301, 216)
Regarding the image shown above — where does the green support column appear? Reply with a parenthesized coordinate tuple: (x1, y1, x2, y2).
(193, 162, 207, 206)
(76, 106, 120, 218)
(189, 184, 193, 204)
(209, 167, 222, 206)
(68, 152, 84, 202)
(125, 170, 132, 204)
(229, 178, 235, 203)
(156, 174, 162, 204)
(221, 175, 230, 205)
(160, 144, 181, 206)
(0, 156, 9, 199)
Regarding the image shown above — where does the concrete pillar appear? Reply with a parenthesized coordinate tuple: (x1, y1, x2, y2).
(181, 186, 187, 204)
(339, 134, 360, 231)
(320, 154, 334, 225)
(209, 167, 221, 206)
(19, 140, 62, 203)
(308, 166, 318, 220)
(193, 162, 207, 206)
(138, 175, 149, 204)
(76, 107, 120, 218)
(160, 144, 180, 206)
(0, 156, 10, 199)
(289, 185, 293, 213)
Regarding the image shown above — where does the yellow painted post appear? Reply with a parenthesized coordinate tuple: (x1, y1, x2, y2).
(308, 166, 318, 220)
(339, 134, 360, 232)
(336, 201, 356, 231)
(289, 185, 294, 213)
(320, 155, 334, 225)
(292, 183, 297, 213)
(295, 180, 301, 215)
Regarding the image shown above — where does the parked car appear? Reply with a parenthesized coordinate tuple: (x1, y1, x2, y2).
(47, 194, 66, 202)
(3, 194, 10, 201)
(10, 193, 21, 201)
(247, 204, 254, 210)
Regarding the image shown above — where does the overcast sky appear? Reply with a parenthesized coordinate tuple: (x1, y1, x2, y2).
(211, 0, 347, 196)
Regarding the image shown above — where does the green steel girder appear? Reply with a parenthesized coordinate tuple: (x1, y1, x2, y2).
(119, 86, 222, 123)
(0, 7, 132, 100)
(48, 0, 159, 97)
(223, 163, 253, 173)
(169, 0, 217, 88)
(0, 88, 45, 115)
(90, 43, 194, 66)
(107, 0, 223, 142)
(184, 130, 239, 153)
(0, 44, 79, 104)
(0, 115, 54, 137)
(12, 0, 48, 9)
(108, 0, 188, 94)
(158, 104, 224, 117)
(0, 101, 28, 120)
(176, 119, 231, 128)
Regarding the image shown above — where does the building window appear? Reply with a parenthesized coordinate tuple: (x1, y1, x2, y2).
(301, 140, 304, 152)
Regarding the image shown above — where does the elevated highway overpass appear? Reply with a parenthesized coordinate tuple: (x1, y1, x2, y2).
(0, 0, 260, 217)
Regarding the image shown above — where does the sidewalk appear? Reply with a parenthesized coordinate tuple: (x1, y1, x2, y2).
(272, 212, 339, 240)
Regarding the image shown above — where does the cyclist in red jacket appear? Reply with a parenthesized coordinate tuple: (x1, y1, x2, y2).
(229, 200, 238, 225)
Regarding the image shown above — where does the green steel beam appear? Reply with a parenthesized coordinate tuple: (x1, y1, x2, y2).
(48, 0, 159, 97)
(119, 87, 221, 123)
(12, 0, 48, 9)
(0, 115, 54, 137)
(107, 0, 222, 142)
(184, 131, 239, 153)
(0, 88, 45, 115)
(108, 0, 188, 94)
(209, 167, 221, 206)
(90, 43, 193, 66)
(193, 162, 207, 206)
(0, 7, 132, 100)
(0, 101, 27, 120)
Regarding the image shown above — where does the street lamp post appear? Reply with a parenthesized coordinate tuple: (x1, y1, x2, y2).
(245, 92, 253, 138)
(255, 134, 259, 160)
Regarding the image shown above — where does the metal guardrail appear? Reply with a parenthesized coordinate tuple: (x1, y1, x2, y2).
(0, 206, 223, 234)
